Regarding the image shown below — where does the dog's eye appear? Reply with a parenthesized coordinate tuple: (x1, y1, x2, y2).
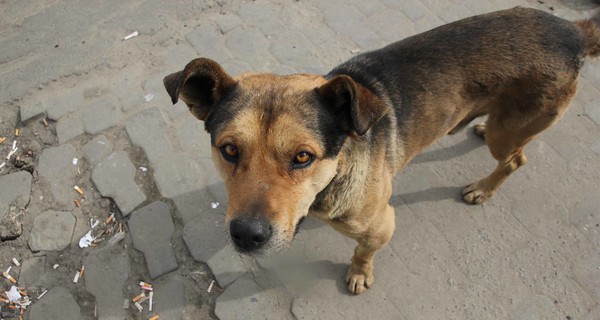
(220, 144, 239, 163)
(292, 151, 315, 169)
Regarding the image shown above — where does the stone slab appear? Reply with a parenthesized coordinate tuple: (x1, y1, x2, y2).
(183, 213, 246, 287)
(82, 134, 112, 165)
(28, 210, 76, 251)
(83, 246, 130, 320)
(125, 107, 174, 164)
(91, 150, 146, 215)
(82, 98, 123, 134)
(0, 170, 32, 214)
(20, 101, 46, 122)
(46, 88, 85, 121)
(215, 273, 294, 320)
(153, 270, 185, 319)
(56, 112, 83, 144)
(128, 201, 178, 279)
(153, 156, 205, 199)
(29, 287, 81, 320)
(37, 144, 77, 207)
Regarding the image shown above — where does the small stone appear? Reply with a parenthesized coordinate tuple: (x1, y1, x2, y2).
(0, 210, 22, 241)
(29, 210, 76, 251)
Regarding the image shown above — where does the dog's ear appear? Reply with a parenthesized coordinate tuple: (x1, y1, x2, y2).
(163, 58, 236, 121)
(317, 75, 389, 136)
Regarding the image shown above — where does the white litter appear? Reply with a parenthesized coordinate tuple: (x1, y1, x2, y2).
(148, 291, 154, 312)
(79, 230, 96, 248)
(139, 166, 148, 172)
(37, 289, 48, 300)
(90, 218, 100, 229)
(73, 271, 80, 283)
(134, 301, 143, 312)
(12, 140, 17, 150)
(123, 31, 139, 40)
(211, 202, 220, 209)
(12, 258, 20, 266)
(6, 266, 11, 274)
(0, 162, 5, 171)
(6, 286, 21, 302)
(53, 264, 59, 269)
(207, 280, 215, 293)
(72, 158, 78, 165)
(5, 147, 18, 160)
(144, 93, 154, 102)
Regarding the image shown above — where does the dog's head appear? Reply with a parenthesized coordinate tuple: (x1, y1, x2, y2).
(164, 58, 388, 255)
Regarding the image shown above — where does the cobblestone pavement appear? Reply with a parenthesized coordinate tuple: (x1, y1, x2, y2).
(1, 0, 600, 319)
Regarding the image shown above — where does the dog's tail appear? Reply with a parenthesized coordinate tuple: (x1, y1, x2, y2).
(575, 12, 600, 57)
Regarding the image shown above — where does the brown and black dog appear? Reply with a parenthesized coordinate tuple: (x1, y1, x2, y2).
(164, 7, 600, 294)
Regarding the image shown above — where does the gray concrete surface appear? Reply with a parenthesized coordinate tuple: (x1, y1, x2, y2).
(0, 0, 599, 319)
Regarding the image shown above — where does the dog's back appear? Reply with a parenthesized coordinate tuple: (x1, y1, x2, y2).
(329, 7, 599, 166)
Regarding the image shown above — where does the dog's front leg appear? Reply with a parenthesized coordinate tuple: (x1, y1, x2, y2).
(345, 204, 395, 294)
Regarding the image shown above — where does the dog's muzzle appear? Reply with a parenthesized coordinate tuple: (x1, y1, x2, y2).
(229, 216, 273, 253)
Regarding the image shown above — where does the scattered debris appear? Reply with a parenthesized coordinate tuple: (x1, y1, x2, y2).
(350, 48, 361, 54)
(207, 280, 215, 293)
(72, 158, 78, 165)
(73, 271, 80, 283)
(52, 264, 59, 269)
(144, 93, 155, 102)
(2, 270, 17, 284)
(79, 230, 96, 248)
(0, 137, 6, 144)
(73, 185, 84, 195)
(11, 258, 20, 267)
(123, 31, 139, 40)
(211, 202, 220, 209)
(5, 147, 18, 160)
(148, 291, 154, 312)
(90, 218, 100, 229)
(122, 299, 129, 309)
(149, 315, 159, 320)
(14, 128, 20, 137)
(74, 199, 81, 207)
(139, 166, 148, 172)
(41, 118, 49, 127)
(0, 162, 5, 172)
(134, 301, 143, 312)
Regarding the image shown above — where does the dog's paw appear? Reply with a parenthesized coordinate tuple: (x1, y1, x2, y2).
(462, 182, 493, 204)
(345, 264, 374, 294)
(474, 122, 486, 138)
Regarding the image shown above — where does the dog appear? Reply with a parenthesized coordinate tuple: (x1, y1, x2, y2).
(163, 7, 600, 294)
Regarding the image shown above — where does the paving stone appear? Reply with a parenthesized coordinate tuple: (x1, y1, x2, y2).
(128, 201, 178, 279)
(153, 155, 205, 199)
(153, 270, 185, 319)
(82, 135, 112, 165)
(183, 213, 246, 287)
(19, 100, 46, 122)
(213, 13, 242, 34)
(238, 1, 284, 36)
(19, 256, 47, 286)
(46, 88, 85, 121)
(82, 98, 123, 134)
(29, 287, 81, 320)
(171, 189, 214, 225)
(56, 112, 84, 144)
(185, 23, 233, 60)
(225, 27, 273, 69)
(215, 273, 294, 320)
(91, 151, 146, 215)
(37, 144, 77, 207)
(28, 210, 76, 251)
(0, 171, 32, 215)
(84, 246, 130, 320)
(125, 107, 174, 164)
(270, 31, 322, 71)
(174, 116, 211, 158)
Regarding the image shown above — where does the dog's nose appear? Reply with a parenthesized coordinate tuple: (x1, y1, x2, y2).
(229, 217, 273, 252)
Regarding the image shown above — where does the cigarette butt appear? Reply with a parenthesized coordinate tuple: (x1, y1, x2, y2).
(73, 271, 80, 283)
(0, 297, 7, 303)
(138, 295, 149, 304)
(18, 290, 27, 296)
(15, 128, 20, 136)
(73, 185, 84, 195)
(1, 292, 8, 299)
(79, 265, 85, 278)
(207, 280, 215, 293)
(42, 118, 49, 127)
(74, 199, 81, 207)
(12, 258, 20, 266)
(149, 291, 154, 312)
(0, 137, 6, 144)
(140, 285, 153, 291)
(37, 289, 48, 300)
(12, 140, 16, 150)
(139, 281, 152, 288)
(5, 148, 18, 160)
(149, 315, 160, 320)
(123, 31, 139, 40)
(3, 272, 17, 284)
(7, 304, 18, 309)
(134, 301, 143, 312)
(119, 223, 123, 233)
(132, 292, 145, 302)
(105, 213, 115, 224)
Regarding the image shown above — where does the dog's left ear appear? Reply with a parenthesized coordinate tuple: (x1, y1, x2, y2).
(317, 75, 389, 136)
(163, 58, 237, 121)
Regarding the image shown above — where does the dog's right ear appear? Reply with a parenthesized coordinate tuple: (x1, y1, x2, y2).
(163, 58, 236, 121)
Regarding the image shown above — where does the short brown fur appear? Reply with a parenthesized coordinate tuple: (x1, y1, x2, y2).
(164, 8, 600, 294)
